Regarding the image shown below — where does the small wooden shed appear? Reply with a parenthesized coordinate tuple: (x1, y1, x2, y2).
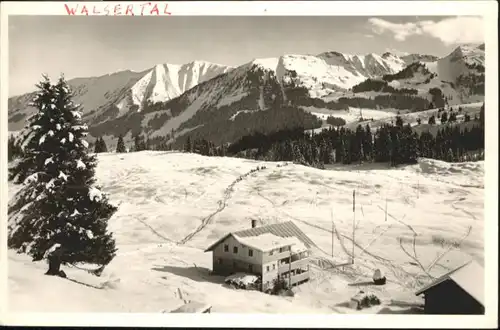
(415, 260, 484, 315)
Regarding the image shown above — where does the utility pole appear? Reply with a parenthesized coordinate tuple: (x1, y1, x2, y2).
(385, 198, 388, 222)
(288, 246, 292, 289)
(332, 221, 334, 258)
(417, 174, 420, 199)
(352, 190, 355, 264)
(330, 209, 335, 258)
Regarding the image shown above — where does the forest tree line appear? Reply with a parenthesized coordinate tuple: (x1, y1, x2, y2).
(9, 103, 484, 170)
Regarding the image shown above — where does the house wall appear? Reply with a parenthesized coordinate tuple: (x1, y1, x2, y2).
(211, 235, 263, 276)
(423, 280, 484, 315)
(261, 260, 280, 291)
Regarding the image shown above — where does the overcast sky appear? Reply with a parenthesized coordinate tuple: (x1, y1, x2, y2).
(9, 15, 484, 96)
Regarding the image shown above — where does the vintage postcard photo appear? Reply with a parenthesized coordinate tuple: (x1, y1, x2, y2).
(1, 1, 498, 328)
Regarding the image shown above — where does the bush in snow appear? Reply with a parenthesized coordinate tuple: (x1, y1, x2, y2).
(8, 74, 117, 276)
(271, 277, 288, 295)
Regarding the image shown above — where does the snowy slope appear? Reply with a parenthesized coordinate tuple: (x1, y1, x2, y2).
(7, 152, 484, 314)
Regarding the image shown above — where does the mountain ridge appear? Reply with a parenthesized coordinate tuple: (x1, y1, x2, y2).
(8, 44, 485, 150)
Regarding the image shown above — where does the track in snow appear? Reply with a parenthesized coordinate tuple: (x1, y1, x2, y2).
(177, 166, 268, 245)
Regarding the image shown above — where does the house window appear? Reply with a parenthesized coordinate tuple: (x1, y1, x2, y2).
(217, 258, 222, 265)
(233, 246, 238, 254)
(248, 249, 253, 257)
(266, 265, 270, 272)
(248, 264, 253, 272)
(224, 244, 229, 252)
(269, 249, 274, 256)
(272, 264, 276, 270)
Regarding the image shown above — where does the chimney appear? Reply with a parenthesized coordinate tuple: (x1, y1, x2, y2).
(251, 219, 257, 228)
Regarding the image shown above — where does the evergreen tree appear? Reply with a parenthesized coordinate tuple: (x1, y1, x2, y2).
(440, 111, 448, 124)
(416, 118, 422, 125)
(185, 136, 192, 153)
(139, 136, 147, 151)
(448, 111, 457, 123)
(479, 103, 485, 127)
(8, 75, 117, 276)
(133, 134, 146, 152)
(94, 137, 107, 153)
(428, 115, 436, 125)
(100, 138, 108, 153)
(362, 124, 373, 161)
(94, 137, 101, 153)
(464, 113, 471, 122)
(9, 76, 57, 183)
(395, 116, 404, 128)
(116, 134, 126, 153)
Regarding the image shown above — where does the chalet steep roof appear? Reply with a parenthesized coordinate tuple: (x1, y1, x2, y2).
(204, 221, 317, 252)
(415, 260, 484, 306)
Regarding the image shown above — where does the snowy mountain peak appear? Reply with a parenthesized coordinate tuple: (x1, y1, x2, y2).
(449, 44, 485, 59)
(251, 57, 280, 72)
(125, 60, 233, 108)
(446, 44, 485, 67)
(244, 51, 411, 98)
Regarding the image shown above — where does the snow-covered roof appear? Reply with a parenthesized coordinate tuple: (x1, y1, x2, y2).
(233, 233, 298, 253)
(415, 260, 484, 306)
(204, 221, 316, 252)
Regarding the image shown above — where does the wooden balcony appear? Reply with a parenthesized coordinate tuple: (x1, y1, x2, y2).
(278, 257, 309, 274)
(290, 271, 309, 285)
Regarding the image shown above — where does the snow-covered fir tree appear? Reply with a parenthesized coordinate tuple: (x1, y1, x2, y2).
(9, 76, 56, 184)
(8, 74, 117, 276)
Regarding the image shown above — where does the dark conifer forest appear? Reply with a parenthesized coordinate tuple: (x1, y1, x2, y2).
(155, 110, 485, 168)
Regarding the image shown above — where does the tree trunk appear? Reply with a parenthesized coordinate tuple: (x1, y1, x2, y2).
(45, 250, 67, 278)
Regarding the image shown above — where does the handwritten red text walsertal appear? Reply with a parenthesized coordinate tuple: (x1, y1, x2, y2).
(64, 2, 172, 16)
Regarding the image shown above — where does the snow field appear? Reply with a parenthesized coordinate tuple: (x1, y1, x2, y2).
(7, 151, 484, 314)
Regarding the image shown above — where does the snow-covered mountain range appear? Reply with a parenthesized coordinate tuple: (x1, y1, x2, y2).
(8, 44, 484, 148)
